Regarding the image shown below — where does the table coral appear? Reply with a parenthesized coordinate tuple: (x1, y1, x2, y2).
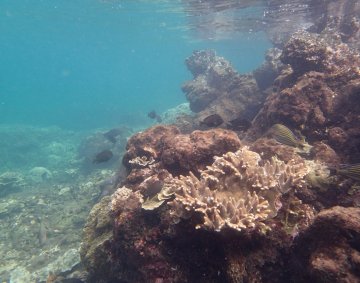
(163, 147, 308, 232)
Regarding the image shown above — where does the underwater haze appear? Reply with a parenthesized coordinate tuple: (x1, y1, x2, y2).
(0, 0, 270, 130)
(0, 2, 274, 281)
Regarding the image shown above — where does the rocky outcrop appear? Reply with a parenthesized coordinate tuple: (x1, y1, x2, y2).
(182, 50, 264, 128)
(80, 197, 114, 283)
(309, 0, 360, 51)
(123, 125, 241, 176)
(290, 206, 360, 283)
(247, 30, 360, 162)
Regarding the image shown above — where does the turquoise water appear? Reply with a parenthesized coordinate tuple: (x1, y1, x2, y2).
(0, 0, 271, 130)
(0, 2, 272, 281)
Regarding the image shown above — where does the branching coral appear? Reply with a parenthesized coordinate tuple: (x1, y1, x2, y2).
(129, 156, 156, 168)
(164, 147, 308, 232)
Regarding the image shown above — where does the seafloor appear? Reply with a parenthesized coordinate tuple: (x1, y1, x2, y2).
(0, 125, 129, 282)
(2, 1, 360, 283)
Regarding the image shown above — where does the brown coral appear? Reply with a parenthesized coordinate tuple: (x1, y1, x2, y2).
(110, 186, 143, 216)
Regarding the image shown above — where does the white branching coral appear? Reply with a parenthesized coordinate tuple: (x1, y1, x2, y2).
(165, 147, 308, 232)
(129, 156, 156, 168)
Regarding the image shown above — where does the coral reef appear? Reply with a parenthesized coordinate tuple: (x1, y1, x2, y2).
(79, 4, 360, 282)
(82, 145, 312, 282)
(310, 0, 360, 51)
(161, 128, 241, 174)
(160, 103, 194, 125)
(123, 125, 180, 165)
(80, 196, 114, 283)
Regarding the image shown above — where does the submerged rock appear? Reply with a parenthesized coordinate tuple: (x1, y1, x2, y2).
(80, 196, 114, 283)
(291, 206, 360, 283)
(123, 125, 241, 175)
(33, 248, 80, 281)
(182, 50, 264, 122)
(28, 166, 52, 183)
(248, 30, 360, 162)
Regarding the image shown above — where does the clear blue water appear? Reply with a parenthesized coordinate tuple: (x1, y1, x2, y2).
(0, 0, 271, 130)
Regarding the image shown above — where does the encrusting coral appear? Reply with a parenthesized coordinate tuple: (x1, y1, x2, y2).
(140, 146, 308, 232)
(110, 186, 143, 216)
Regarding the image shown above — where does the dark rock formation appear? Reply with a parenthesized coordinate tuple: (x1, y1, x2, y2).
(80, 197, 114, 283)
(247, 30, 360, 162)
(182, 50, 264, 128)
(309, 0, 360, 51)
(290, 206, 360, 283)
(253, 48, 285, 91)
(123, 125, 241, 176)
